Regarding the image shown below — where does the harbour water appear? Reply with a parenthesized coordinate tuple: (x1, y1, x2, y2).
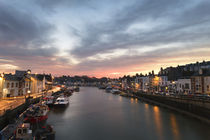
(48, 87, 210, 140)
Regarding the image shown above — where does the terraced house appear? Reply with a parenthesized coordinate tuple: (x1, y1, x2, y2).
(0, 70, 53, 98)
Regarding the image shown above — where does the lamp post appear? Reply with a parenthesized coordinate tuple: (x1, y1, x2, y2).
(27, 70, 31, 97)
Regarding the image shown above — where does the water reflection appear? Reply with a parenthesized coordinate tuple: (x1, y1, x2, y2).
(144, 104, 151, 126)
(108, 95, 113, 101)
(48, 87, 210, 140)
(145, 103, 149, 109)
(119, 96, 122, 102)
(153, 106, 163, 140)
(130, 98, 134, 104)
(135, 98, 138, 103)
(50, 107, 68, 114)
(170, 114, 180, 140)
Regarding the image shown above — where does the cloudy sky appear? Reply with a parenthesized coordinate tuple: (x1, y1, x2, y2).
(0, 0, 210, 77)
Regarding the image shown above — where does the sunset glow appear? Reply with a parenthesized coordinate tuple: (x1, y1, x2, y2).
(0, 0, 210, 77)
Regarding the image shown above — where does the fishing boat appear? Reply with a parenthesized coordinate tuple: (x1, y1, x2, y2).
(54, 96, 69, 107)
(43, 96, 54, 106)
(24, 103, 49, 124)
(64, 87, 73, 96)
(15, 123, 55, 140)
(15, 123, 32, 140)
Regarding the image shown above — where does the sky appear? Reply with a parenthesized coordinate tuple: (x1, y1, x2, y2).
(0, 0, 210, 77)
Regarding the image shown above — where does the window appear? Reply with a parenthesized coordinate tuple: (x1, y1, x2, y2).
(17, 129, 22, 134)
(185, 84, 189, 89)
(196, 85, 199, 91)
(7, 83, 10, 88)
(207, 85, 210, 91)
(11, 83, 14, 88)
(16, 83, 18, 87)
(23, 128, 27, 134)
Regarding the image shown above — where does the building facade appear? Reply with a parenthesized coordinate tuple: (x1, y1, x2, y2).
(176, 79, 191, 94)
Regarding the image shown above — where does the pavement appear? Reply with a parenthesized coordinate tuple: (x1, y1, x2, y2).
(0, 87, 60, 116)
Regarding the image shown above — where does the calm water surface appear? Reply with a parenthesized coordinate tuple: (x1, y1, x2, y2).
(48, 87, 210, 140)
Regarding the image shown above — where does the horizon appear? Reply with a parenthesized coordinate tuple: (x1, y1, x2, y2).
(1, 60, 209, 78)
(1, 0, 210, 77)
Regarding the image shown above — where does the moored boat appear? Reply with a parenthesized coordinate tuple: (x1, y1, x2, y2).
(54, 96, 69, 107)
(74, 86, 80, 92)
(15, 123, 32, 140)
(43, 96, 54, 106)
(24, 103, 49, 124)
(111, 89, 120, 94)
(105, 86, 112, 93)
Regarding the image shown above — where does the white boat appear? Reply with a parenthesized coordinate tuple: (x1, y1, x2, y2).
(111, 89, 120, 94)
(54, 96, 69, 107)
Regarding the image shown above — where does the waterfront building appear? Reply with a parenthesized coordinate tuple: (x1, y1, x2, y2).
(135, 76, 149, 92)
(176, 79, 191, 94)
(0, 70, 52, 98)
(0, 73, 31, 97)
(191, 68, 210, 94)
(30, 74, 46, 94)
(158, 76, 168, 92)
(204, 76, 210, 94)
(122, 78, 128, 90)
(159, 61, 210, 81)
(1, 74, 20, 97)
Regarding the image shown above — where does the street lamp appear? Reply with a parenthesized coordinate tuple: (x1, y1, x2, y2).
(27, 90, 31, 98)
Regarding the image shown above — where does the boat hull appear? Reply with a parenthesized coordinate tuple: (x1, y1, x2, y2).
(53, 103, 69, 107)
(24, 115, 48, 124)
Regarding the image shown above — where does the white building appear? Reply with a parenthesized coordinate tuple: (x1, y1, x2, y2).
(0, 74, 30, 97)
(0, 70, 48, 98)
(135, 76, 149, 92)
(176, 79, 191, 94)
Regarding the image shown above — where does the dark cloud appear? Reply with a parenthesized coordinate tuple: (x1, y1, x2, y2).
(72, 44, 210, 73)
(70, 0, 210, 58)
(0, 3, 58, 57)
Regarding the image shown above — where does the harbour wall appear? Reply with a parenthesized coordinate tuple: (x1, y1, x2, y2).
(0, 97, 40, 130)
(133, 93, 210, 124)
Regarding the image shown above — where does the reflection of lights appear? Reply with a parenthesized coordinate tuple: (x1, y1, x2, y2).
(130, 98, 134, 104)
(154, 106, 159, 113)
(153, 106, 163, 140)
(119, 96, 122, 102)
(170, 114, 180, 140)
(135, 98, 138, 103)
(145, 104, 149, 109)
